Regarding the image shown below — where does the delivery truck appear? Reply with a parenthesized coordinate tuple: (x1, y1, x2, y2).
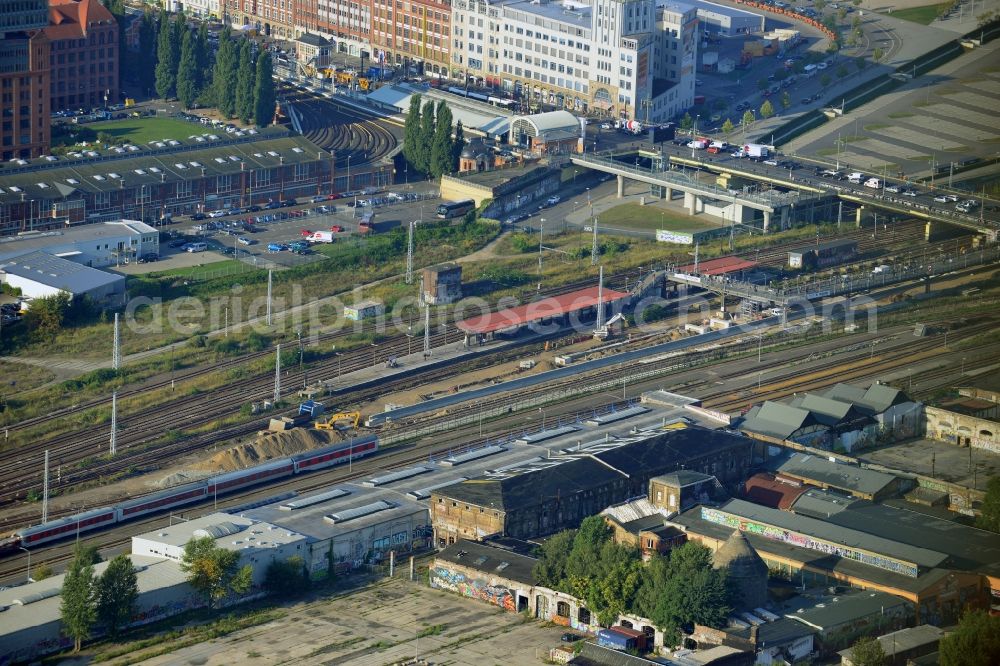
(308, 230, 335, 243)
(597, 627, 648, 652)
(743, 143, 770, 158)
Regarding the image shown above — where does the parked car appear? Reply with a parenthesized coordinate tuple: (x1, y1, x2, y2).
(247, 205, 262, 212)
(265, 201, 282, 209)
(311, 195, 326, 203)
(208, 210, 226, 218)
(191, 212, 207, 220)
(138, 253, 159, 263)
(237, 236, 255, 245)
(267, 243, 288, 252)
(168, 239, 188, 248)
(546, 195, 561, 205)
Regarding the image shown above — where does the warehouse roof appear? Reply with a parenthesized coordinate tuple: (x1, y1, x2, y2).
(770, 453, 897, 498)
(788, 394, 867, 427)
(739, 402, 817, 440)
(0, 251, 125, 294)
(0, 220, 155, 258)
(435, 539, 539, 585)
(434, 428, 750, 510)
(823, 382, 909, 415)
(743, 472, 808, 510)
(725, 617, 815, 646)
(819, 500, 1000, 575)
(786, 590, 910, 631)
(653, 470, 716, 488)
(133, 512, 306, 552)
(788, 488, 859, 519)
(0, 130, 323, 204)
(701, 499, 949, 570)
(674, 507, 956, 595)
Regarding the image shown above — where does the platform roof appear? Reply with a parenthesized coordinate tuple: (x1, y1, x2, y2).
(456, 286, 630, 335)
(676, 256, 758, 275)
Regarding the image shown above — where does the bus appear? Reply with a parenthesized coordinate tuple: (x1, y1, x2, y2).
(436, 199, 476, 219)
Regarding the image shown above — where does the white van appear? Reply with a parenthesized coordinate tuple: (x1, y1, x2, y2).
(847, 172, 864, 184)
(185, 242, 208, 253)
(864, 178, 882, 189)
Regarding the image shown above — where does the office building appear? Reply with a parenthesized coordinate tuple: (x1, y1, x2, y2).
(45, 0, 120, 114)
(371, 0, 452, 78)
(0, 0, 50, 160)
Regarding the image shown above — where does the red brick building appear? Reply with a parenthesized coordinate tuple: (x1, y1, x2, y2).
(371, 0, 451, 78)
(45, 0, 119, 113)
(0, 0, 50, 160)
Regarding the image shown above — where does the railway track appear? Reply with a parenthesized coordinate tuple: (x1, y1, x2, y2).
(283, 87, 398, 167)
(0, 274, 635, 517)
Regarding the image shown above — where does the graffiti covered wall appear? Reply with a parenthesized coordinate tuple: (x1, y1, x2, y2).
(430, 564, 519, 612)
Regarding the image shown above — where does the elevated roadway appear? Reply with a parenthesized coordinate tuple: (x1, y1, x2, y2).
(573, 148, 998, 239)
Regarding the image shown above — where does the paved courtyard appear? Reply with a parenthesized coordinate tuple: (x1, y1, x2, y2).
(134, 571, 568, 666)
(857, 438, 999, 491)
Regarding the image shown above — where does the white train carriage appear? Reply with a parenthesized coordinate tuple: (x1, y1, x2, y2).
(206, 458, 295, 496)
(117, 481, 209, 520)
(17, 507, 118, 548)
(292, 436, 379, 473)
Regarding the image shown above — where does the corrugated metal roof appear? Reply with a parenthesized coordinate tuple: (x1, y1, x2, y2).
(456, 286, 630, 334)
(773, 453, 896, 496)
(0, 251, 124, 294)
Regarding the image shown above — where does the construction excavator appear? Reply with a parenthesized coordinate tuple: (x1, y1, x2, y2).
(314, 411, 361, 430)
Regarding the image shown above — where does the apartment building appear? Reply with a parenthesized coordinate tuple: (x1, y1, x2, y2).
(371, 0, 451, 77)
(293, 0, 372, 57)
(45, 0, 120, 114)
(0, 0, 50, 160)
(230, 0, 295, 39)
(450, 0, 696, 122)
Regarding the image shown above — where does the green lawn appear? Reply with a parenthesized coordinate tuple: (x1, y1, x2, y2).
(887, 2, 950, 24)
(597, 203, 720, 233)
(86, 116, 204, 145)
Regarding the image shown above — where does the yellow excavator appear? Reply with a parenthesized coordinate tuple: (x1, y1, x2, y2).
(315, 412, 361, 430)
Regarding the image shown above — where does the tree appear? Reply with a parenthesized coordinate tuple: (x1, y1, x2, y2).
(756, 78, 768, 91)
(95, 554, 138, 639)
(781, 91, 791, 110)
(533, 529, 575, 588)
(741, 110, 755, 128)
(760, 99, 775, 119)
(60, 545, 97, 652)
(263, 556, 309, 596)
(976, 476, 1000, 533)
(137, 11, 158, 96)
(403, 94, 424, 171)
(721, 118, 734, 137)
(679, 112, 693, 132)
(154, 9, 177, 98)
(213, 28, 238, 118)
(194, 22, 209, 95)
(836, 65, 849, 79)
(815, 0, 827, 10)
(856, 56, 867, 72)
(821, 73, 832, 87)
(417, 100, 436, 174)
(430, 101, 455, 178)
(634, 543, 729, 647)
(873, 47, 884, 63)
(940, 610, 1000, 666)
(253, 52, 276, 127)
(850, 635, 887, 666)
(176, 29, 198, 109)
(24, 291, 71, 339)
(451, 119, 466, 171)
(236, 39, 255, 124)
(180, 536, 252, 608)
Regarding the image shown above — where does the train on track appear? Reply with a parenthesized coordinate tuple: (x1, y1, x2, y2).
(0, 435, 379, 556)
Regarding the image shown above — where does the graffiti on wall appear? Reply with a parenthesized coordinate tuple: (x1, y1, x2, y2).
(431, 566, 517, 612)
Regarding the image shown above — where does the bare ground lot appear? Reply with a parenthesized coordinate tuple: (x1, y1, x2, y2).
(857, 438, 999, 490)
(130, 572, 568, 666)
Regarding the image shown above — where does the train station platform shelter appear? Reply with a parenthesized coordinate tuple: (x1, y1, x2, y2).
(456, 286, 630, 342)
(676, 255, 758, 276)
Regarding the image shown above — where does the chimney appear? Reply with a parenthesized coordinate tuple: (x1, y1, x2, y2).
(750, 625, 759, 645)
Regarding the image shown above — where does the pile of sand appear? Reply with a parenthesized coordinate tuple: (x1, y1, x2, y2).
(192, 427, 348, 474)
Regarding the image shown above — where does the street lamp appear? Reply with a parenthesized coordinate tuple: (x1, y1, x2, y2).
(538, 218, 546, 275)
(371, 342, 378, 368)
(539, 406, 547, 430)
(18, 546, 31, 583)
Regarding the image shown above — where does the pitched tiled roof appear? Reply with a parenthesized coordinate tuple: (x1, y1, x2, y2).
(46, 0, 114, 40)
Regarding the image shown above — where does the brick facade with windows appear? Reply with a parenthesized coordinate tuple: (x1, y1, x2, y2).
(45, 0, 119, 113)
(371, 0, 451, 78)
(0, 31, 50, 161)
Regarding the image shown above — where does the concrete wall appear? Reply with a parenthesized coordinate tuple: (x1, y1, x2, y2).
(925, 406, 1000, 454)
(307, 508, 431, 577)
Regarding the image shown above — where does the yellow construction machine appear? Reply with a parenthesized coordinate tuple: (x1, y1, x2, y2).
(315, 412, 361, 430)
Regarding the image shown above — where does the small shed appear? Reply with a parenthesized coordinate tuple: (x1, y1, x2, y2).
(509, 110, 581, 155)
(344, 299, 384, 321)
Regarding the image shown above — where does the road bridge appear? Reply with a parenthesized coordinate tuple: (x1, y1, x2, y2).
(668, 243, 1000, 306)
(572, 149, 998, 240)
(571, 151, 828, 232)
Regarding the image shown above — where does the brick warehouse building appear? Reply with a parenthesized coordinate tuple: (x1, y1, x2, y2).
(0, 0, 51, 160)
(45, 0, 119, 114)
(430, 426, 753, 547)
(0, 128, 392, 234)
